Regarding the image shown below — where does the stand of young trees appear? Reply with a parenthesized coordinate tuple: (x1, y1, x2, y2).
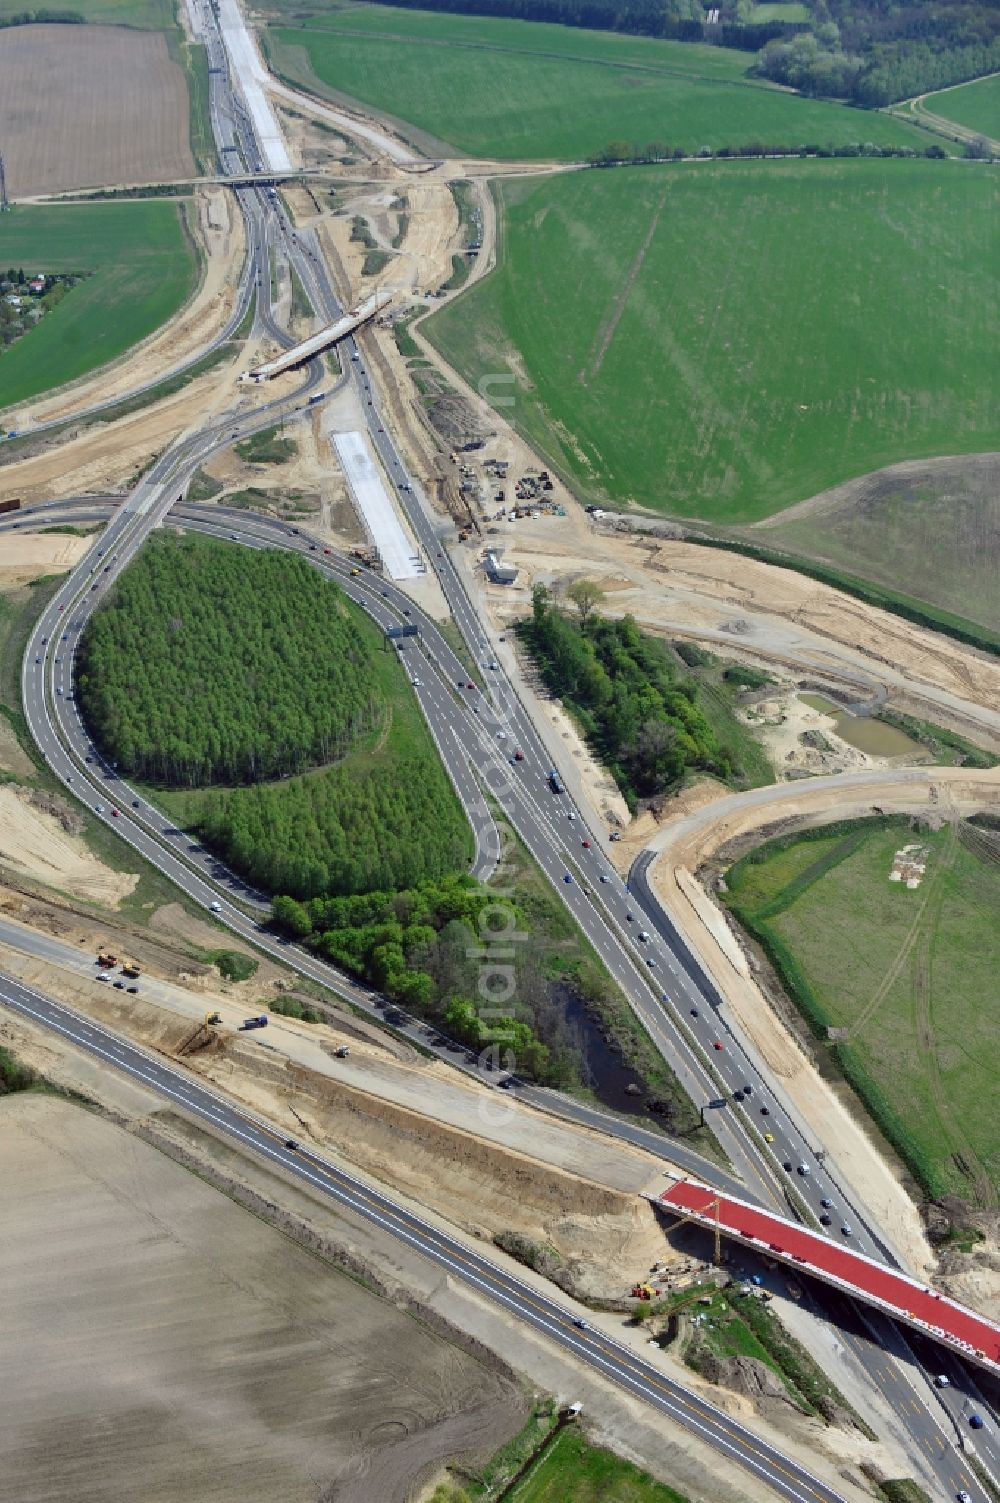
(197, 748, 473, 898)
(517, 586, 730, 807)
(77, 536, 382, 787)
(78, 534, 473, 897)
(273, 877, 577, 1084)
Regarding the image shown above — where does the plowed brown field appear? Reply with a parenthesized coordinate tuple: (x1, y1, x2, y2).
(0, 24, 193, 197)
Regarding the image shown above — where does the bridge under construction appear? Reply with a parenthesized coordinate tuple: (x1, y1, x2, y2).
(241, 290, 393, 383)
(653, 1178, 1000, 1377)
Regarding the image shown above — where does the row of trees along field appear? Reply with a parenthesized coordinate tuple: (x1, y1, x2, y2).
(196, 749, 473, 898)
(360, 0, 998, 101)
(518, 584, 732, 807)
(77, 536, 382, 787)
(274, 877, 583, 1085)
(587, 139, 953, 165)
(358, 0, 796, 50)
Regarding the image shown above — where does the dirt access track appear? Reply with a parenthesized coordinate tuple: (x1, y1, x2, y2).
(640, 766, 1000, 1276)
(488, 520, 1000, 749)
(0, 25, 193, 197)
(0, 1092, 525, 1503)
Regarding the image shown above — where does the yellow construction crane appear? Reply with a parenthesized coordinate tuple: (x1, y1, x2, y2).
(661, 1196, 723, 1266)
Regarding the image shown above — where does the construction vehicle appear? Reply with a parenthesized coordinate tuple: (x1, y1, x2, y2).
(120, 961, 141, 979)
(97, 951, 117, 968)
(239, 1014, 268, 1031)
(175, 1013, 222, 1057)
(630, 1282, 656, 1300)
(334, 1045, 350, 1058)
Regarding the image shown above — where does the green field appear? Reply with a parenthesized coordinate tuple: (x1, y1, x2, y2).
(425, 159, 999, 523)
(0, 201, 196, 408)
(507, 1426, 689, 1503)
(925, 74, 1000, 139)
(266, 6, 932, 160)
(725, 818, 1000, 1204)
(0, 0, 175, 25)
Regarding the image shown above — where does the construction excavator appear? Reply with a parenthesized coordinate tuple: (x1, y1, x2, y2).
(176, 1011, 223, 1057)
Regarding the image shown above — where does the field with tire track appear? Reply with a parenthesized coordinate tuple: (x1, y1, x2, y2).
(724, 816, 1000, 1204)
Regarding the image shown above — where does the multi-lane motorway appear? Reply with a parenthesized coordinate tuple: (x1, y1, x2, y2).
(11, 501, 995, 1500)
(0, 969, 854, 1503)
(2, 2, 996, 1497)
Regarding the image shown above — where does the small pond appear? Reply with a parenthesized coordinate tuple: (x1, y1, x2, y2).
(798, 694, 925, 759)
(560, 985, 658, 1120)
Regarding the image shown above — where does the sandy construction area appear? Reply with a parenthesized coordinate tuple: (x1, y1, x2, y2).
(0, 1093, 523, 1503)
(0, 348, 256, 502)
(484, 518, 1000, 746)
(0, 786, 137, 906)
(0, 915, 671, 1300)
(0, 531, 94, 586)
(0, 25, 193, 198)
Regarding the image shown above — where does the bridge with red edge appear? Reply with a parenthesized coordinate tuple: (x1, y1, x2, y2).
(651, 1179, 1000, 1377)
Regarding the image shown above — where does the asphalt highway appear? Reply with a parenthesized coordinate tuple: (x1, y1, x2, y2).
(2, 4, 995, 1492)
(0, 968, 854, 1503)
(13, 501, 992, 1501)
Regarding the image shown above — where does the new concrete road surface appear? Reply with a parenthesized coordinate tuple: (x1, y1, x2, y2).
(331, 429, 423, 579)
(0, 970, 852, 1503)
(214, 0, 291, 171)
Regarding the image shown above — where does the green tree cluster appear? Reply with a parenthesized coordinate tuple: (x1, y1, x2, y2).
(77, 536, 383, 787)
(753, 3, 1000, 105)
(273, 877, 570, 1084)
(517, 586, 729, 806)
(197, 747, 472, 898)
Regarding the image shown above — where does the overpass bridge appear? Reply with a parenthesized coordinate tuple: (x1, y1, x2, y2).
(653, 1179, 1000, 1378)
(241, 291, 393, 383)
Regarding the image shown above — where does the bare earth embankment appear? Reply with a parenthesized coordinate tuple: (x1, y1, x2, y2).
(0, 25, 193, 197)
